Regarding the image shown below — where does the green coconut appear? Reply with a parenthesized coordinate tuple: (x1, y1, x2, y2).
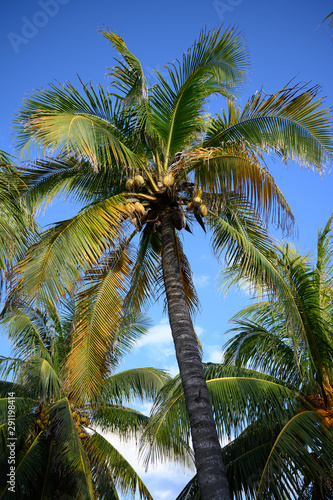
(134, 202, 145, 216)
(134, 175, 145, 188)
(125, 179, 134, 191)
(193, 196, 202, 207)
(199, 204, 208, 217)
(163, 174, 174, 187)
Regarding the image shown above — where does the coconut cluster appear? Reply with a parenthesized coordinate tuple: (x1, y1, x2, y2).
(35, 406, 51, 431)
(299, 393, 333, 428)
(186, 187, 208, 217)
(125, 175, 145, 191)
(70, 403, 90, 439)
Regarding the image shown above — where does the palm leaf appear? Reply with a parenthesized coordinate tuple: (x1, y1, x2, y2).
(205, 84, 333, 171)
(14, 80, 143, 171)
(85, 431, 153, 500)
(12, 195, 129, 305)
(150, 27, 247, 167)
(64, 243, 132, 397)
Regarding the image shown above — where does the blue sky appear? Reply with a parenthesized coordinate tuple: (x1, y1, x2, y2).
(1, 0, 333, 498)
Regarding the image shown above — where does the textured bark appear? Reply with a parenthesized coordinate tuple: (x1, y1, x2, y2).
(161, 210, 231, 500)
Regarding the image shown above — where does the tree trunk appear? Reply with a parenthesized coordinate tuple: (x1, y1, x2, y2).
(160, 209, 231, 500)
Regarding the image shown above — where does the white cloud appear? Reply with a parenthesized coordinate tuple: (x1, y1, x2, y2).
(194, 325, 204, 336)
(136, 319, 172, 348)
(163, 362, 179, 377)
(101, 430, 194, 499)
(193, 273, 211, 288)
(137, 320, 204, 349)
(203, 344, 223, 363)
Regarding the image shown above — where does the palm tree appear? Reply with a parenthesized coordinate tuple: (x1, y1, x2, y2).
(143, 216, 333, 499)
(0, 296, 169, 499)
(11, 27, 333, 499)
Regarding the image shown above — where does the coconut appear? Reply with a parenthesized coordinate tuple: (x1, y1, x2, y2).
(134, 175, 145, 188)
(163, 174, 174, 187)
(199, 204, 208, 217)
(186, 202, 193, 211)
(317, 409, 329, 417)
(36, 419, 41, 425)
(193, 197, 202, 207)
(79, 432, 87, 439)
(322, 417, 330, 428)
(134, 202, 145, 217)
(125, 179, 134, 191)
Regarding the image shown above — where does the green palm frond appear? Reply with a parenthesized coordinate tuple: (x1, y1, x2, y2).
(64, 244, 132, 397)
(0, 431, 47, 499)
(20, 154, 127, 213)
(102, 29, 148, 106)
(257, 411, 333, 499)
(209, 199, 288, 293)
(223, 302, 311, 386)
(175, 475, 200, 500)
(48, 398, 96, 498)
(14, 80, 143, 170)
(0, 305, 51, 360)
(86, 432, 153, 500)
(0, 152, 35, 280)
(124, 225, 162, 313)
(222, 420, 274, 500)
(13, 195, 129, 305)
(20, 356, 62, 399)
(92, 404, 148, 436)
(205, 84, 333, 171)
(184, 146, 294, 227)
(140, 374, 195, 469)
(100, 367, 171, 404)
(316, 213, 333, 295)
(150, 27, 247, 167)
(106, 311, 152, 367)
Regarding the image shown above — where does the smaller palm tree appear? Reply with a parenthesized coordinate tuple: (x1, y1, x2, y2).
(0, 296, 169, 499)
(141, 215, 333, 499)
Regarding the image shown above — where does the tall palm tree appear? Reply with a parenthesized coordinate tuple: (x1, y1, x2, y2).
(0, 297, 169, 499)
(11, 27, 333, 499)
(144, 216, 333, 499)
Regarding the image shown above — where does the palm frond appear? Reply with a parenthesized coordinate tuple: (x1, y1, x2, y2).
(150, 27, 247, 167)
(64, 243, 132, 398)
(12, 195, 129, 305)
(19, 154, 128, 213)
(183, 146, 294, 229)
(205, 84, 333, 172)
(102, 29, 148, 106)
(257, 411, 333, 499)
(86, 431, 153, 500)
(14, 80, 143, 171)
(100, 367, 171, 404)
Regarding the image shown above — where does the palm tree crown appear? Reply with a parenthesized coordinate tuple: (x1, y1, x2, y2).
(10, 26, 333, 499)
